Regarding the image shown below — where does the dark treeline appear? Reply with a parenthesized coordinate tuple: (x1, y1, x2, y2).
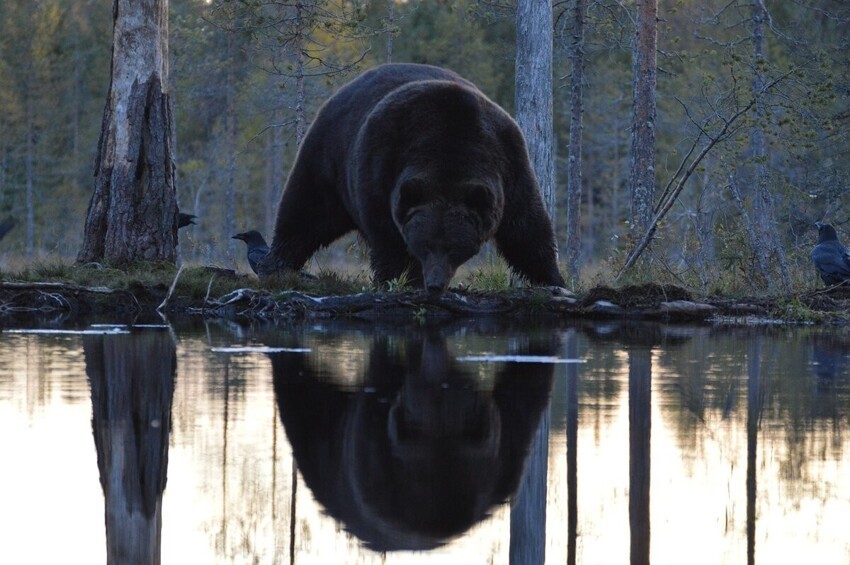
(0, 0, 847, 292)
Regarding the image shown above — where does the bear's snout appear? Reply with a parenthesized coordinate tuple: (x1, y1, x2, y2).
(423, 257, 452, 298)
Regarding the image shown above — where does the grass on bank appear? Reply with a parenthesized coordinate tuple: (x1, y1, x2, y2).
(1, 257, 371, 301)
(0, 249, 842, 306)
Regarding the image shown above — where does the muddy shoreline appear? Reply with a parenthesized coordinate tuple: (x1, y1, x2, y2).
(1, 280, 848, 327)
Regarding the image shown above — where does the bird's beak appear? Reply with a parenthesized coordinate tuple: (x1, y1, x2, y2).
(232, 234, 243, 241)
(815, 221, 823, 229)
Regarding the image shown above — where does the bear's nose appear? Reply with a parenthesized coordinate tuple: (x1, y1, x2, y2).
(423, 255, 452, 297)
(426, 281, 446, 297)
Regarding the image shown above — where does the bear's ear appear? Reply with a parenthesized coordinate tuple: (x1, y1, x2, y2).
(464, 183, 494, 214)
(397, 178, 429, 220)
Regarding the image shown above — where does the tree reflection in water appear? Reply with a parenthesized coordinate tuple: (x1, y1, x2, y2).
(581, 322, 693, 565)
(85, 329, 176, 565)
(1, 319, 841, 562)
(268, 322, 558, 553)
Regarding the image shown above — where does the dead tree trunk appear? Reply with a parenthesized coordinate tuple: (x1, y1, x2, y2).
(565, 0, 587, 284)
(25, 85, 35, 256)
(628, 0, 657, 238)
(515, 0, 556, 222)
(77, 0, 177, 265)
(386, 0, 395, 64)
(224, 29, 238, 258)
(294, 2, 307, 147)
(746, 0, 792, 293)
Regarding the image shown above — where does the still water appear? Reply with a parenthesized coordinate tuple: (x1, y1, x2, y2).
(1, 318, 849, 564)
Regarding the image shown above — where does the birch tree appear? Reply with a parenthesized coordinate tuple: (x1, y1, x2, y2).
(78, 0, 178, 265)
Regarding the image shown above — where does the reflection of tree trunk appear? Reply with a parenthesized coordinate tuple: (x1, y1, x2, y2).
(290, 459, 298, 565)
(509, 406, 550, 564)
(629, 348, 651, 565)
(272, 402, 278, 521)
(746, 338, 762, 565)
(566, 331, 579, 565)
(85, 330, 176, 565)
(219, 360, 231, 542)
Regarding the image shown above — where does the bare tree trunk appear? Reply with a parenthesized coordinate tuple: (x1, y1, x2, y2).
(628, 0, 657, 238)
(730, 176, 771, 287)
(386, 0, 394, 64)
(270, 115, 285, 236)
(294, 2, 307, 147)
(225, 30, 237, 258)
(515, 0, 556, 222)
(77, 0, 177, 265)
(748, 0, 792, 293)
(265, 122, 277, 238)
(25, 87, 35, 256)
(266, 34, 289, 238)
(0, 133, 6, 211)
(72, 32, 83, 193)
(565, 0, 586, 284)
(691, 171, 716, 290)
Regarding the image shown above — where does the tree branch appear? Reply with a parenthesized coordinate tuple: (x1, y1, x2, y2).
(615, 68, 796, 281)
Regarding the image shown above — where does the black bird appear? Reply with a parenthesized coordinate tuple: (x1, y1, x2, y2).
(178, 212, 197, 229)
(811, 222, 850, 286)
(232, 230, 270, 274)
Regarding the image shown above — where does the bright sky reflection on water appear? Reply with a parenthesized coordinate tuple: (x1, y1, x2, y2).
(0, 321, 848, 564)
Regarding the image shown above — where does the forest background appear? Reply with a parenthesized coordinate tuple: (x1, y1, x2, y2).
(0, 0, 847, 294)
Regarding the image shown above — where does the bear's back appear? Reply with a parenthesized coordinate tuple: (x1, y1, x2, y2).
(308, 64, 474, 146)
(296, 65, 472, 183)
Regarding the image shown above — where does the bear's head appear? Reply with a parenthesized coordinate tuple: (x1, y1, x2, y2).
(393, 177, 501, 297)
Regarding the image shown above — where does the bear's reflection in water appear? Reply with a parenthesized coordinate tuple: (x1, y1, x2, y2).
(269, 324, 556, 551)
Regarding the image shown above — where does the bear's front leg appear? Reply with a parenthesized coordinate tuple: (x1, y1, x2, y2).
(259, 170, 356, 277)
(495, 205, 565, 288)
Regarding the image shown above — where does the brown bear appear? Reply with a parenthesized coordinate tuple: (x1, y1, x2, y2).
(259, 63, 565, 296)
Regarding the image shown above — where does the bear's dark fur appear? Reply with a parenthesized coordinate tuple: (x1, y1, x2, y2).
(260, 63, 565, 295)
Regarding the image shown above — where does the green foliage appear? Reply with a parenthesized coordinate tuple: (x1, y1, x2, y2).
(462, 255, 512, 291)
(384, 269, 413, 293)
(412, 305, 427, 322)
(771, 297, 824, 324)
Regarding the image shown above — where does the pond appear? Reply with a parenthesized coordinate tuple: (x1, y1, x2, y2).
(1, 318, 848, 564)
